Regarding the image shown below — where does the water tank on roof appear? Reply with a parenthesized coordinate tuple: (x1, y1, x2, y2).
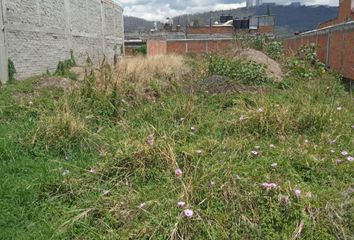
(233, 20, 242, 29)
(220, 15, 233, 24)
(241, 19, 250, 29)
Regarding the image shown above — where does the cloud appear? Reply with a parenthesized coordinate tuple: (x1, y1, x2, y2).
(115, 0, 339, 21)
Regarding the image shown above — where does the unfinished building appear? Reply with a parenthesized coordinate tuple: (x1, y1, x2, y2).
(0, 0, 124, 83)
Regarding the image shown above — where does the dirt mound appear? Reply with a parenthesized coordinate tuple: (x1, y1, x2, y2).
(36, 76, 76, 91)
(13, 92, 36, 103)
(234, 49, 283, 81)
(70, 67, 87, 81)
(13, 76, 77, 103)
(198, 75, 260, 94)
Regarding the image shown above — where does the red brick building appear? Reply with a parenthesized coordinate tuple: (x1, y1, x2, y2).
(284, 0, 354, 80)
(319, 0, 354, 28)
(147, 15, 275, 56)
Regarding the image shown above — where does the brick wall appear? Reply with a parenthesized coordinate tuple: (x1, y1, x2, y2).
(125, 47, 136, 56)
(284, 22, 354, 80)
(187, 26, 235, 35)
(147, 40, 167, 56)
(0, 0, 124, 81)
(147, 39, 234, 56)
(258, 25, 275, 34)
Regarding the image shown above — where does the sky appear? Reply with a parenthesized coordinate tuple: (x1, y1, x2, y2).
(115, 0, 339, 21)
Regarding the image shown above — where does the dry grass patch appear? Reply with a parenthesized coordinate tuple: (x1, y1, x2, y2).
(90, 55, 194, 103)
(116, 55, 190, 85)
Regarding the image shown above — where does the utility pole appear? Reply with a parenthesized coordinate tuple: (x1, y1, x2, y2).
(0, 0, 8, 83)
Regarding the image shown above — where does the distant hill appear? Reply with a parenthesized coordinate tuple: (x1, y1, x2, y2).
(124, 16, 157, 33)
(124, 4, 339, 36)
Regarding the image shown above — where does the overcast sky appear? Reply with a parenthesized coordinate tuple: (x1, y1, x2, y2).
(115, 0, 339, 21)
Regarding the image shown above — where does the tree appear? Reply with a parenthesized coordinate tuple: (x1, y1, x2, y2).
(193, 17, 200, 27)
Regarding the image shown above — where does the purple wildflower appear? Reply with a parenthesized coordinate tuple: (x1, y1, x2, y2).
(335, 159, 342, 164)
(175, 168, 183, 177)
(347, 156, 354, 162)
(139, 203, 146, 209)
(271, 163, 278, 169)
(89, 168, 97, 174)
(262, 182, 277, 190)
(251, 150, 258, 156)
(341, 151, 348, 156)
(295, 189, 301, 198)
(146, 135, 154, 146)
(184, 209, 194, 218)
(177, 201, 186, 208)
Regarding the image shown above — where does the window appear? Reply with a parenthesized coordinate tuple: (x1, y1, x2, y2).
(352, 0, 354, 12)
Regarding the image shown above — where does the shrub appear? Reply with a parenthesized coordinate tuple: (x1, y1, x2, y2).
(208, 55, 271, 85)
(285, 44, 326, 80)
(240, 35, 283, 60)
(264, 40, 283, 60)
(55, 49, 77, 79)
(134, 45, 147, 55)
(8, 58, 16, 82)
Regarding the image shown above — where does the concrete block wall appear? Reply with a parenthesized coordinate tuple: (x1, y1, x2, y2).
(0, 0, 124, 82)
(283, 22, 354, 80)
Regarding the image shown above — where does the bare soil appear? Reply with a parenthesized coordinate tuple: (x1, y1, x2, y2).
(197, 75, 261, 94)
(36, 76, 76, 91)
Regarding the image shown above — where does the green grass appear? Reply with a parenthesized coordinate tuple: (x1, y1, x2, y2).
(0, 55, 353, 239)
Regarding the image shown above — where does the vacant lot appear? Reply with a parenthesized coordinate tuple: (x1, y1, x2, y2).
(0, 49, 353, 239)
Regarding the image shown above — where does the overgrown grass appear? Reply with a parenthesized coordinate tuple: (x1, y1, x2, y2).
(0, 52, 353, 239)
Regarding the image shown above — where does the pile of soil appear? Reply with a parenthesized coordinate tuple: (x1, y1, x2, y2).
(70, 66, 87, 81)
(234, 48, 283, 81)
(36, 76, 75, 91)
(13, 76, 76, 103)
(198, 75, 260, 94)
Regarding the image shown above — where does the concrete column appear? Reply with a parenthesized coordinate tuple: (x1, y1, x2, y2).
(326, 31, 332, 67)
(0, 0, 8, 83)
(121, 8, 125, 56)
(64, 0, 72, 50)
(100, 1, 106, 56)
